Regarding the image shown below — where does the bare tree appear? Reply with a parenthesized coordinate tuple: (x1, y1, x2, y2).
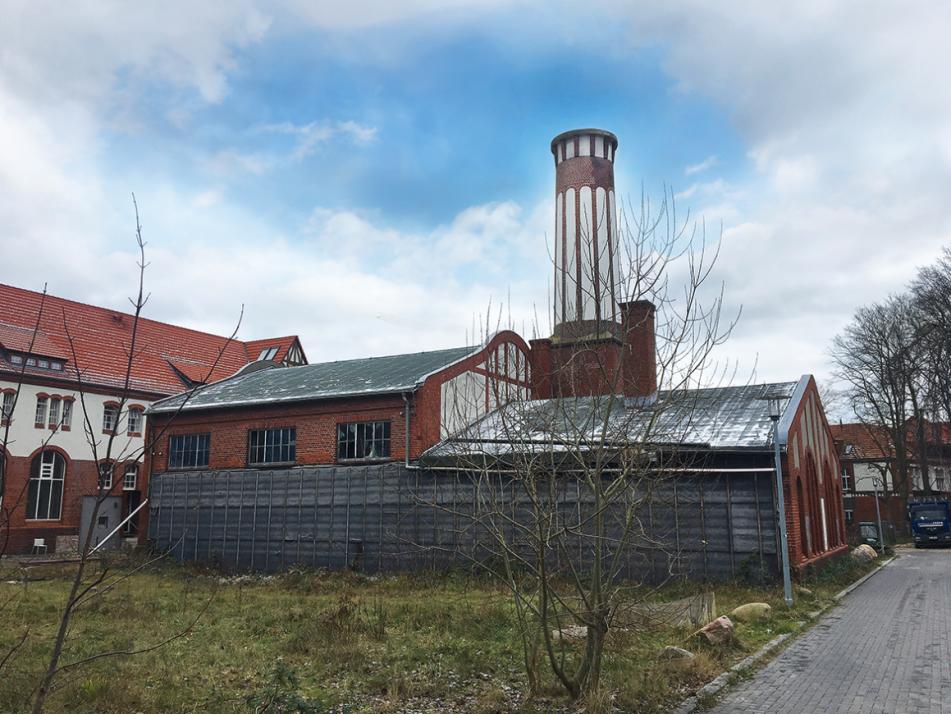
(28, 197, 242, 713)
(422, 190, 737, 702)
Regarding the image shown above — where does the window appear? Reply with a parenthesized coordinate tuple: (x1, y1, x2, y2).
(50, 361, 62, 371)
(337, 421, 391, 460)
(98, 463, 113, 490)
(27, 450, 65, 520)
(841, 468, 853, 492)
(248, 427, 296, 465)
(123, 464, 138, 490)
(845, 509, 854, 525)
(127, 407, 143, 435)
(10, 354, 23, 365)
(936, 468, 946, 492)
(168, 434, 210, 470)
(61, 400, 72, 430)
(26, 357, 36, 367)
(1, 392, 14, 423)
(37, 359, 48, 369)
(257, 346, 279, 361)
(48, 398, 60, 429)
(34, 396, 48, 428)
(102, 404, 119, 433)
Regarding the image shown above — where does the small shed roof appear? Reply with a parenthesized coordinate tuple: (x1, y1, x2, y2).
(149, 344, 478, 414)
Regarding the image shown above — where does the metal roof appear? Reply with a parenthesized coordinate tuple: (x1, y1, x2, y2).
(424, 380, 802, 459)
(148, 345, 478, 414)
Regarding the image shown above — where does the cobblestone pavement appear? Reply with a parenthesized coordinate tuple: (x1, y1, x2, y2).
(706, 548, 951, 713)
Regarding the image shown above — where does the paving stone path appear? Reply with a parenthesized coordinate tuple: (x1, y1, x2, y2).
(706, 548, 951, 713)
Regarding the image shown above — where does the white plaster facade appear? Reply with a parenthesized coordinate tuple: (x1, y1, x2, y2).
(1, 379, 146, 461)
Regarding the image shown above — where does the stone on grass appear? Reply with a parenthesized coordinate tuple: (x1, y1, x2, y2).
(550, 625, 587, 644)
(851, 544, 878, 563)
(730, 602, 772, 622)
(695, 615, 734, 646)
(659, 645, 696, 668)
(795, 586, 814, 598)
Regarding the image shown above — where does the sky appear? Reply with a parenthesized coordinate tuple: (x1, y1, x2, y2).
(2, 1, 951, 388)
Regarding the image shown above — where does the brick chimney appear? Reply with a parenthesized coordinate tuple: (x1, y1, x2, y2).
(620, 300, 657, 402)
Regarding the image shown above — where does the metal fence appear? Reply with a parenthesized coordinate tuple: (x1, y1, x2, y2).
(148, 464, 779, 582)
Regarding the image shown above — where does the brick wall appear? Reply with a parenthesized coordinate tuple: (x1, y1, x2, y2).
(2, 449, 101, 554)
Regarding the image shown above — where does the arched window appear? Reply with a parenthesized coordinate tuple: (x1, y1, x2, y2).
(27, 450, 66, 520)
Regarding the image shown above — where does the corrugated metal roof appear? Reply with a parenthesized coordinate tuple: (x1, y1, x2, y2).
(424, 381, 800, 458)
(149, 345, 478, 413)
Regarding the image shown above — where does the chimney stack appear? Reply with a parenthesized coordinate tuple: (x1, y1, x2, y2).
(620, 300, 657, 402)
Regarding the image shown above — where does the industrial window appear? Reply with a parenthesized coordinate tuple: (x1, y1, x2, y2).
(102, 404, 119, 433)
(257, 346, 279, 361)
(127, 407, 143, 435)
(27, 450, 65, 520)
(248, 427, 296, 465)
(48, 398, 60, 429)
(98, 463, 113, 490)
(168, 434, 211, 470)
(1, 392, 14, 423)
(123, 464, 138, 490)
(337, 421, 391, 460)
(34, 396, 48, 428)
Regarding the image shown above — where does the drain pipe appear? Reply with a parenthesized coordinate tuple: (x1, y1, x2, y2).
(402, 391, 418, 470)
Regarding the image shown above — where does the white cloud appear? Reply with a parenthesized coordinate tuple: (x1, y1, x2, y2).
(260, 119, 379, 161)
(684, 155, 718, 175)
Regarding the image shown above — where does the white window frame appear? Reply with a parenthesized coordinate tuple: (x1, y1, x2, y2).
(98, 463, 113, 490)
(1, 392, 14, 421)
(102, 404, 119, 433)
(61, 400, 72, 429)
(123, 464, 138, 491)
(27, 450, 65, 521)
(48, 397, 60, 429)
(127, 407, 143, 435)
(34, 396, 48, 427)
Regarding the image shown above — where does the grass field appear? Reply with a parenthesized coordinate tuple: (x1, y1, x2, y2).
(0, 554, 881, 713)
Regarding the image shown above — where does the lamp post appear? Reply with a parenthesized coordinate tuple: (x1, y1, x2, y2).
(873, 477, 885, 554)
(768, 396, 794, 607)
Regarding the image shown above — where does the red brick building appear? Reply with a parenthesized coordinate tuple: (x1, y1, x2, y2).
(143, 128, 846, 574)
(831, 422, 951, 535)
(0, 283, 306, 554)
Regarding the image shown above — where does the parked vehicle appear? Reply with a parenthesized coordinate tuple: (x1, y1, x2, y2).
(907, 499, 951, 548)
(858, 521, 895, 549)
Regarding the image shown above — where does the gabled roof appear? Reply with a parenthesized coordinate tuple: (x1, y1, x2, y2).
(0, 283, 304, 396)
(424, 381, 800, 459)
(149, 345, 479, 414)
(829, 423, 892, 460)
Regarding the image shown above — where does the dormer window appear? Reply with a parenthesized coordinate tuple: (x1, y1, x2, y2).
(7, 352, 64, 371)
(10, 354, 23, 365)
(257, 347, 279, 361)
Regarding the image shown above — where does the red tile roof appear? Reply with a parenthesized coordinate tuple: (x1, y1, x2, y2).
(830, 423, 892, 460)
(0, 283, 305, 397)
(244, 336, 300, 365)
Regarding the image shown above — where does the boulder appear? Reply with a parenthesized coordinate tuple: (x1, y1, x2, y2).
(695, 615, 734, 646)
(659, 645, 696, 668)
(730, 602, 772, 622)
(795, 586, 814, 598)
(851, 544, 878, 563)
(550, 625, 587, 644)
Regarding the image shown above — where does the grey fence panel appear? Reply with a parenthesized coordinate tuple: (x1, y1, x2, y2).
(147, 464, 779, 583)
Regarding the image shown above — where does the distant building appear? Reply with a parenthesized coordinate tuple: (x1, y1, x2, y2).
(831, 421, 951, 534)
(144, 129, 846, 577)
(0, 283, 306, 554)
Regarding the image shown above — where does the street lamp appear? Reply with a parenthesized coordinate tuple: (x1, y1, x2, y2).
(767, 395, 794, 607)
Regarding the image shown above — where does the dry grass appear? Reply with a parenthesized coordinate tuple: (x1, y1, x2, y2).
(0, 552, 881, 713)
